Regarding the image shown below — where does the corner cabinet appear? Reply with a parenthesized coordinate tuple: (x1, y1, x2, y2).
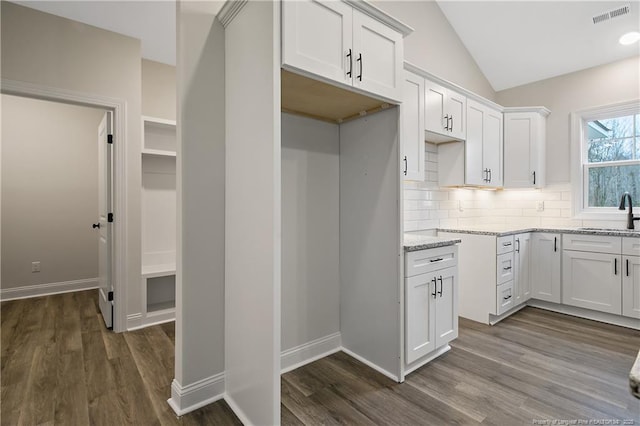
(531, 233, 561, 303)
(424, 80, 466, 143)
(503, 107, 549, 188)
(401, 70, 425, 180)
(464, 99, 503, 187)
(282, 0, 409, 102)
(404, 245, 458, 367)
(139, 116, 177, 329)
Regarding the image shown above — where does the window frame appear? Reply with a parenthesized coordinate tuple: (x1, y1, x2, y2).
(571, 99, 640, 219)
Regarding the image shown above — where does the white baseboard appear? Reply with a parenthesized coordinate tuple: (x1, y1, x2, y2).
(281, 332, 341, 374)
(527, 299, 640, 330)
(223, 394, 253, 426)
(0, 278, 98, 302)
(340, 346, 400, 383)
(127, 311, 175, 331)
(167, 373, 225, 416)
(489, 303, 527, 325)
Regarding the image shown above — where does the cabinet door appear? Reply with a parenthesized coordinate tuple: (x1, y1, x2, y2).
(562, 251, 622, 315)
(483, 107, 503, 187)
(424, 81, 447, 136)
(447, 90, 466, 141)
(531, 233, 561, 303)
(465, 100, 485, 185)
(282, 0, 353, 86)
(352, 9, 403, 102)
(405, 274, 436, 364)
(402, 71, 425, 181)
(514, 233, 531, 304)
(504, 112, 544, 188)
(622, 256, 640, 318)
(435, 267, 458, 348)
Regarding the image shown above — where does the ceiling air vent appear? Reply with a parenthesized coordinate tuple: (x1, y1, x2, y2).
(592, 4, 631, 24)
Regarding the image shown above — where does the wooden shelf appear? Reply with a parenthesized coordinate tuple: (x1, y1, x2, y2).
(142, 264, 176, 278)
(147, 301, 175, 313)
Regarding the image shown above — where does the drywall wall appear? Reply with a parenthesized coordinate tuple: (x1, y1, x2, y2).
(142, 59, 177, 121)
(169, 0, 226, 414)
(281, 113, 340, 353)
(496, 56, 640, 184)
(1, 2, 142, 329)
(1, 94, 104, 291)
(225, 1, 281, 423)
(372, 1, 495, 100)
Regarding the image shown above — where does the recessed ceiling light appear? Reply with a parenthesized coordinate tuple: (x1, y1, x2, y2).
(619, 31, 640, 45)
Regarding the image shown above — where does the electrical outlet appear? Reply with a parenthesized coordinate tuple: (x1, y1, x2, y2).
(31, 261, 41, 273)
(458, 201, 464, 212)
(536, 201, 544, 212)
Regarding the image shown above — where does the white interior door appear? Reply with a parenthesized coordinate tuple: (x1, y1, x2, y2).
(97, 112, 113, 329)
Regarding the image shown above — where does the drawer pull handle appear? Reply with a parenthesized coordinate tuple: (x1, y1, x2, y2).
(503, 295, 512, 300)
(431, 277, 437, 298)
(503, 242, 512, 246)
(503, 266, 512, 271)
(430, 258, 444, 263)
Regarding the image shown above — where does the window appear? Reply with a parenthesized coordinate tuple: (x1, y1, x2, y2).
(572, 100, 640, 217)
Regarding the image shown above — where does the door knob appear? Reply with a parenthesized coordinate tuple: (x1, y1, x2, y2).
(92, 223, 101, 229)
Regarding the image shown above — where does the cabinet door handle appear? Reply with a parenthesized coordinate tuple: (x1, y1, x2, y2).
(515, 238, 520, 253)
(483, 168, 489, 182)
(437, 276, 443, 297)
(346, 49, 352, 78)
(627, 258, 630, 277)
(443, 114, 449, 131)
(614, 257, 618, 275)
(554, 237, 557, 252)
(356, 53, 362, 81)
(403, 156, 408, 176)
(430, 258, 444, 263)
(533, 171, 536, 185)
(450, 116, 454, 132)
(431, 277, 437, 298)
(488, 168, 492, 183)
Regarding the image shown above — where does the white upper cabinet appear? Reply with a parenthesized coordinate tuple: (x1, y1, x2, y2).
(402, 70, 425, 181)
(465, 99, 503, 187)
(503, 108, 549, 188)
(282, 0, 409, 102)
(424, 80, 466, 143)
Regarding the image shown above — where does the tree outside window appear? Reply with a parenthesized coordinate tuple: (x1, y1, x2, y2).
(586, 113, 640, 207)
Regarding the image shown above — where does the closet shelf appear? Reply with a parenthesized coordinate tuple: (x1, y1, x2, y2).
(142, 148, 176, 157)
(142, 263, 176, 278)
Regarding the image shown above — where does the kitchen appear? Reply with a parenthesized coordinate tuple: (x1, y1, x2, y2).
(1, 0, 639, 425)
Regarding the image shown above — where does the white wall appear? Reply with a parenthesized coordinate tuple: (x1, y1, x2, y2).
(1, 2, 142, 327)
(1, 95, 104, 291)
(169, 0, 226, 414)
(281, 113, 340, 352)
(496, 56, 640, 184)
(142, 59, 177, 121)
(372, 0, 495, 100)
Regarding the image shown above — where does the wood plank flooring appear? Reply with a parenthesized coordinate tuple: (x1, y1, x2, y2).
(2, 290, 639, 425)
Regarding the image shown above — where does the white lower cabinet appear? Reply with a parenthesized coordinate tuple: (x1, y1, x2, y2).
(405, 246, 458, 365)
(531, 233, 561, 303)
(623, 238, 640, 319)
(562, 236, 622, 315)
(513, 233, 531, 305)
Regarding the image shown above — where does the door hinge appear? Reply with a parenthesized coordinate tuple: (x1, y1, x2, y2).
(107, 134, 113, 144)
(108, 291, 114, 301)
(108, 213, 114, 223)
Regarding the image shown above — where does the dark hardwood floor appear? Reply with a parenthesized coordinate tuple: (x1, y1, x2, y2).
(2, 290, 639, 425)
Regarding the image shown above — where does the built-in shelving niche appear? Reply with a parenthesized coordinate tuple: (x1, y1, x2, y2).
(139, 116, 176, 329)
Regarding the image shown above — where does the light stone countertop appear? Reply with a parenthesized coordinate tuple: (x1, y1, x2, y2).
(403, 233, 461, 252)
(437, 224, 640, 238)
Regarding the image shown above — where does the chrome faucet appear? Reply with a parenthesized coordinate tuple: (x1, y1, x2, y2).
(619, 192, 640, 230)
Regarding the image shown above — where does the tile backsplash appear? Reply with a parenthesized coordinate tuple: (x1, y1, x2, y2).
(403, 142, 628, 231)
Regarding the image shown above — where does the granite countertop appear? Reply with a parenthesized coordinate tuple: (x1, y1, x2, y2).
(404, 233, 462, 252)
(437, 224, 640, 238)
(631, 350, 640, 399)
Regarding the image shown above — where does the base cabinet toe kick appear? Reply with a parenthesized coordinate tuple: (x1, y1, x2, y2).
(439, 231, 639, 329)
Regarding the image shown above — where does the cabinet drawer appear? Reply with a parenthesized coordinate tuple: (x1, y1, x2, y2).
(562, 234, 621, 254)
(623, 238, 640, 256)
(496, 281, 514, 315)
(405, 246, 457, 278)
(496, 252, 514, 284)
(497, 235, 515, 255)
